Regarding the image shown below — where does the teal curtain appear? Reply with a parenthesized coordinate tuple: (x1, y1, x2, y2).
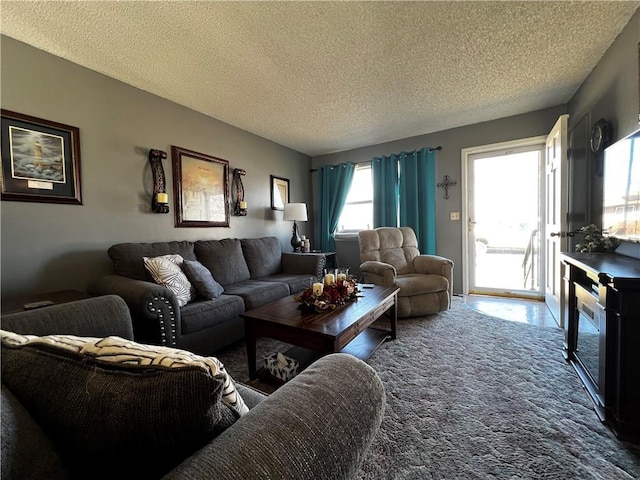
(372, 155, 399, 227)
(371, 148, 436, 254)
(317, 162, 355, 252)
(399, 148, 436, 254)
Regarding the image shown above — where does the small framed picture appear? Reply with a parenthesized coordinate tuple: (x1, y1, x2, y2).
(172, 146, 230, 227)
(1, 110, 82, 205)
(271, 175, 289, 210)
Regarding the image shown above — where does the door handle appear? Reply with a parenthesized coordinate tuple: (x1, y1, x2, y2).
(550, 231, 575, 238)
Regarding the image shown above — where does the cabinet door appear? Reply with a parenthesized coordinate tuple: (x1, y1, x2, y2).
(575, 283, 605, 403)
(608, 288, 640, 430)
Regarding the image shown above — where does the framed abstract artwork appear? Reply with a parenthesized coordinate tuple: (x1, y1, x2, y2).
(270, 175, 289, 210)
(172, 145, 229, 227)
(0, 109, 82, 204)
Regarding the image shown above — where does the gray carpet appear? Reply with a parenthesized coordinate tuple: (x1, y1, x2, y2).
(214, 300, 640, 479)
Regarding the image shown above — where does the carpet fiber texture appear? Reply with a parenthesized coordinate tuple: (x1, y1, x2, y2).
(215, 300, 640, 479)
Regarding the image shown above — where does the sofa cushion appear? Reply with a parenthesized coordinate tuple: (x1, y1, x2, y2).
(223, 280, 290, 310)
(241, 237, 282, 278)
(394, 273, 449, 296)
(358, 228, 418, 275)
(143, 254, 195, 307)
(1, 331, 247, 479)
(182, 259, 225, 299)
(180, 295, 245, 335)
(195, 238, 251, 286)
(259, 273, 315, 296)
(235, 383, 267, 409)
(1, 385, 70, 480)
(108, 241, 196, 281)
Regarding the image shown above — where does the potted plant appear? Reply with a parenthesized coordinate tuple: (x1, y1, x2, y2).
(574, 224, 620, 253)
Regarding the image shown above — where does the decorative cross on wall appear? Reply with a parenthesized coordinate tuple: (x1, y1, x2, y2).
(437, 175, 457, 199)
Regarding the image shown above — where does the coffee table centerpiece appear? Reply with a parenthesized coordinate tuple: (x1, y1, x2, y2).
(295, 269, 359, 312)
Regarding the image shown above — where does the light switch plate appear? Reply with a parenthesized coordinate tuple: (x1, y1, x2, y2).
(450, 212, 460, 221)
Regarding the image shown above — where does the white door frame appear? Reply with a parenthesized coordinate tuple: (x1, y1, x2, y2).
(461, 136, 547, 295)
(544, 114, 570, 327)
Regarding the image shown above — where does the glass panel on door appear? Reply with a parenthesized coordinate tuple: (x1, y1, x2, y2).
(469, 148, 543, 297)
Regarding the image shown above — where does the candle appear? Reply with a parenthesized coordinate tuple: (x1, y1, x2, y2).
(239, 201, 247, 209)
(337, 273, 347, 282)
(156, 192, 168, 204)
(312, 282, 323, 296)
(324, 273, 335, 286)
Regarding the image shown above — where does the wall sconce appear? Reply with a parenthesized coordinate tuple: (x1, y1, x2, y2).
(232, 168, 247, 216)
(149, 149, 169, 213)
(283, 202, 308, 251)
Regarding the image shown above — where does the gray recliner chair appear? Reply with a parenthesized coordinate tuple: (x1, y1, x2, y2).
(358, 227, 454, 317)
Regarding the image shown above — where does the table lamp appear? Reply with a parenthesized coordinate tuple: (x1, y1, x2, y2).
(283, 203, 308, 252)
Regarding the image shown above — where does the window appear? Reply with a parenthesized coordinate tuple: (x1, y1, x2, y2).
(337, 164, 373, 231)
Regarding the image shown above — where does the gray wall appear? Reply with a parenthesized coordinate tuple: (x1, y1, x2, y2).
(568, 9, 640, 226)
(1, 36, 311, 298)
(311, 106, 566, 294)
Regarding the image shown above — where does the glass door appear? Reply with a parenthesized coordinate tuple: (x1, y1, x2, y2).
(467, 144, 544, 298)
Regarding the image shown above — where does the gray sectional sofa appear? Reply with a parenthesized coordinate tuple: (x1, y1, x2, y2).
(1, 295, 385, 479)
(88, 236, 324, 355)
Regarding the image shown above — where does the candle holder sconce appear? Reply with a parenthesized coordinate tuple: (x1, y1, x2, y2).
(232, 168, 247, 216)
(149, 149, 169, 214)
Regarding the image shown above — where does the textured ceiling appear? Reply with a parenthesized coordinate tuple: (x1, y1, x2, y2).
(1, 1, 639, 156)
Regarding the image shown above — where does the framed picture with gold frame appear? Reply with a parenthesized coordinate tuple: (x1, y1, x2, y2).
(270, 175, 289, 210)
(172, 145, 229, 227)
(1, 109, 82, 205)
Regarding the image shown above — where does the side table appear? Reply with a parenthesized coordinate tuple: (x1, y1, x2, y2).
(1, 290, 91, 315)
(314, 251, 337, 269)
(290, 251, 337, 277)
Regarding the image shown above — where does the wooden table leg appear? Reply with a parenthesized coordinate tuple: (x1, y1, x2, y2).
(389, 293, 397, 340)
(244, 319, 257, 379)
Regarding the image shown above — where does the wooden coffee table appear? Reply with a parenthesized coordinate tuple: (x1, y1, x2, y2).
(242, 285, 399, 381)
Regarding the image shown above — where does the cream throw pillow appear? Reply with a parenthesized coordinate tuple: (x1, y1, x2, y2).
(143, 254, 195, 307)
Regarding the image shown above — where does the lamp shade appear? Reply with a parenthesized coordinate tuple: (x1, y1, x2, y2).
(283, 203, 308, 221)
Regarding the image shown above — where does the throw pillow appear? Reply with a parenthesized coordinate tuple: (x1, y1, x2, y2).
(182, 259, 224, 299)
(143, 254, 195, 307)
(1, 330, 248, 478)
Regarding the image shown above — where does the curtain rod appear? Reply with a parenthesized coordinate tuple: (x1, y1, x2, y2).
(310, 146, 442, 171)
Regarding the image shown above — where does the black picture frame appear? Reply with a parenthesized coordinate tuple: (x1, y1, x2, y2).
(270, 175, 289, 210)
(172, 145, 230, 228)
(1, 109, 82, 205)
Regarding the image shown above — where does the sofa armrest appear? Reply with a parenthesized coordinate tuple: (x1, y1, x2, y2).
(87, 275, 181, 347)
(0, 295, 134, 340)
(360, 260, 397, 287)
(413, 255, 453, 276)
(281, 252, 326, 276)
(163, 353, 384, 480)
(413, 255, 454, 297)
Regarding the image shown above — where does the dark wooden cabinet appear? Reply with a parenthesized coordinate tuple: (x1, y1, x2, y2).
(562, 252, 640, 442)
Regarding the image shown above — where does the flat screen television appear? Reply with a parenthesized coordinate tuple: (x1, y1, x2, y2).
(602, 128, 640, 243)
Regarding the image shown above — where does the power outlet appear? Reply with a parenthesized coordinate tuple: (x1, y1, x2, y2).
(450, 212, 461, 221)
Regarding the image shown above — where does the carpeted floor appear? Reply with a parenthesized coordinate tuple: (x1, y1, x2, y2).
(214, 299, 640, 479)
